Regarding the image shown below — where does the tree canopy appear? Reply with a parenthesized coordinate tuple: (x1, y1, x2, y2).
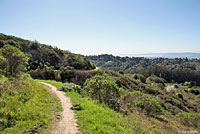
(0, 44, 29, 75)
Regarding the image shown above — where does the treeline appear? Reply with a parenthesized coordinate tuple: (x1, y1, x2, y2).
(86, 54, 200, 72)
(86, 54, 200, 85)
(136, 65, 200, 86)
(0, 33, 95, 72)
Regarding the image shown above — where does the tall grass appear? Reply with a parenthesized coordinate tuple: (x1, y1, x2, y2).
(0, 77, 62, 134)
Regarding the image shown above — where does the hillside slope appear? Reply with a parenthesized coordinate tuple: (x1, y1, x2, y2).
(0, 76, 62, 134)
(0, 33, 95, 71)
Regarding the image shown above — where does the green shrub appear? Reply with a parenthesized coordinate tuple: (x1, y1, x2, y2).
(123, 91, 163, 116)
(83, 74, 121, 111)
(163, 103, 182, 115)
(143, 85, 160, 95)
(133, 73, 146, 83)
(146, 75, 166, 85)
(0, 75, 8, 84)
(197, 95, 200, 99)
(176, 92, 183, 99)
(176, 112, 200, 128)
(151, 83, 165, 90)
(59, 83, 82, 93)
(115, 75, 139, 92)
(188, 88, 200, 95)
(184, 81, 192, 88)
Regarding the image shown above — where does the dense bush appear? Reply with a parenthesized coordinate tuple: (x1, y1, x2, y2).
(59, 83, 82, 93)
(184, 81, 192, 87)
(151, 83, 165, 90)
(197, 95, 200, 99)
(142, 85, 161, 95)
(28, 67, 56, 80)
(115, 75, 139, 91)
(123, 91, 163, 116)
(83, 74, 121, 111)
(133, 73, 146, 83)
(146, 75, 166, 85)
(176, 92, 183, 99)
(60, 70, 97, 85)
(188, 88, 200, 95)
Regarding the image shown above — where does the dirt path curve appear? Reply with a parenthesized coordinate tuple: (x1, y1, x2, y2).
(40, 82, 79, 134)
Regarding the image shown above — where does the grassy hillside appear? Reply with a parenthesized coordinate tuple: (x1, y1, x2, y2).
(41, 79, 200, 133)
(0, 75, 62, 134)
(39, 80, 142, 133)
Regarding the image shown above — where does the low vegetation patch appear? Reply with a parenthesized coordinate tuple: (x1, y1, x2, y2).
(188, 87, 200, 95)
(133, 73, 146, 83)
(59, 82, 81, 93)
(176, 112, 200, 129)
(123, 91, 163, 116)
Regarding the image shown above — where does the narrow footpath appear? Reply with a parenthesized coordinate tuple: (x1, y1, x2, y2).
(40, 82, 79, 134)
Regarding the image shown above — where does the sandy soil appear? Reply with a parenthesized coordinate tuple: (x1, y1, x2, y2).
(40, 82, 80, 134)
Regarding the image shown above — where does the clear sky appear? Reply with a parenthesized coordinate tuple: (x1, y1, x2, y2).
(0, 0, 200, 55)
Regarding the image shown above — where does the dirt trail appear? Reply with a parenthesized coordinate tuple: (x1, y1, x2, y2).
(40, 82, 79, 134)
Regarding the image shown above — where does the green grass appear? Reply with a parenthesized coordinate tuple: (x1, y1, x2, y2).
(0, 77, 62, 134)
(37, 79, 63, 88)
(66, 91, 147, 134)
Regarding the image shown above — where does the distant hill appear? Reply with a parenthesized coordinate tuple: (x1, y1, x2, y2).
(86, 54, 200, 72)
(0, 33, 95, 71)
(119, 52, 200, 59)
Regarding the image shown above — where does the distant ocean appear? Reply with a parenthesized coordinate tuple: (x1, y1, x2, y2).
(119, 53, 200, 59)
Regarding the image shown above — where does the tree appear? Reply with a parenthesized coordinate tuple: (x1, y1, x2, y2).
(0, 44, 29, 75)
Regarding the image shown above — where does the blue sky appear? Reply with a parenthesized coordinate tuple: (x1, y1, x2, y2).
(0, 0, 200, 55)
